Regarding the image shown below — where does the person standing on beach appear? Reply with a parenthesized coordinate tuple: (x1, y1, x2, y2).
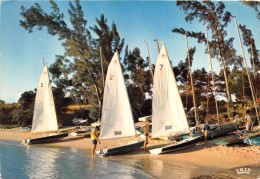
(142, 119, 150, 151)
(203, 120, 210, 144)
(245, 111, 253, 132)
(91, 126, 101, 159)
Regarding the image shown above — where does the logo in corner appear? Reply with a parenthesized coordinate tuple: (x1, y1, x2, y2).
(236, 167, 251, 175)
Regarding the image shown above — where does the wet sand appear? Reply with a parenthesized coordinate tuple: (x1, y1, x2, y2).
(1, 128, 260, 178)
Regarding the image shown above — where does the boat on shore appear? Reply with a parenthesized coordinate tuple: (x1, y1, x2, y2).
(24, 133, 68, 144)
(150, 135, 202, 154)
(96, 51, 144, 157)
(149, 44, 202, 155)
(213, 134, 244, 146)
(207, 123, 240, 139)
(23, 64, 68, 145)
(243, 131, 260, 146)
(70, 127, 94, 137)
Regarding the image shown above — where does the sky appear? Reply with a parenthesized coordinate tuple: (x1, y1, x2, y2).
(0, 0, 259, 103)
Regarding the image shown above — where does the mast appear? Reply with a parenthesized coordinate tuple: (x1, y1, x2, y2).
(206, 74, 210, 118)
(144, 39, 154, 79)
(100, 48, 105, 89)
(232, 16, 260, 125)
(99, 48, 105, 120)
(205, 27, 220, 125)
(242, 70, 245, 107)
(185, 32, 199, 126)
(154, 38, 160, 54)
(250, 41, 258, 98)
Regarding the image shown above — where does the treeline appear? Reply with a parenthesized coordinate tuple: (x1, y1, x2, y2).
(1, 1, 259, 127)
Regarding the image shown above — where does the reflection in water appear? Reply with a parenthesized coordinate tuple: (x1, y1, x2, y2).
(147, 159, 163, 177)
(2, 140, 259, 178)
(88, 158, 95, 170)
(112, 155, 208, 179)
(0, 140, 155, 179)
(25, 146, 60, 178)
(94, 157, 154, 179)
(70, 147, 79, 153)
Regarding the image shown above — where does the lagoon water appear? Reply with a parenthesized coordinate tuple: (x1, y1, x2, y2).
(2, 140, 260, 179)
(0, 140, 155, 179)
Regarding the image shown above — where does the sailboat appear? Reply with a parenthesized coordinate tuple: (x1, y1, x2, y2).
(23, 64, 68, 145)
(96, 51, 144, 156)
(149, 44, 202, 155)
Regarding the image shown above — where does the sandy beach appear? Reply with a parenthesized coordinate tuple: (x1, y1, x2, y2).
(1, 128, 260, 178)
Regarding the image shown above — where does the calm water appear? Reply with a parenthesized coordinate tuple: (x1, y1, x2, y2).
(4, 140, 257, 179)
(0, 140, 155, 179)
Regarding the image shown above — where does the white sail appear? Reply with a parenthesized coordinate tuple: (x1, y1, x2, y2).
(31, 65, 58, 133)
(99, 51, 136, 140)
(152, 44, 189, 138)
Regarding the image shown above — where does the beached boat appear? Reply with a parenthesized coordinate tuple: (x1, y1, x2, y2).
(214, 134, 244, 146)
(23, 64, 68, 145)
(70, 127, 94, 137)
(138, 115, 152, 122)
(243, 132, 260, 146)
(149, 44, 202, 155)
(207, 123, 239, 139)
(96, 51, 144, 157)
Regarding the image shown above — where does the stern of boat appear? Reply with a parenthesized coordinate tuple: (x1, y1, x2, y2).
(96, 148, 108, 157)
(22, 138, 30, 145)
(149, 148, 163, 155)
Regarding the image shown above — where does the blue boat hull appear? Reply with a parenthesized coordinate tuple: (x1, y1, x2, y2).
(243, 134, 260, 146)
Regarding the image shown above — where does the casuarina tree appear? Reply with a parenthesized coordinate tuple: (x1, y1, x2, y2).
(20, 1, 125, 119)
(173, 1, 239, 105)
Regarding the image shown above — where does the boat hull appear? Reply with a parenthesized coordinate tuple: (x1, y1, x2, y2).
(243, 134, 260, 146)
(149, 135, 202, 155)
(208, 124, 239, 139)
(214, 135, 243, 146)
(24, 133, 69, 145)
(96, 140, 145, 156)
(70, 130, 91, 137)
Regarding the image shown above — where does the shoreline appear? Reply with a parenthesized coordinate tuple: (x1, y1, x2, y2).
(1, 128, 260, 178)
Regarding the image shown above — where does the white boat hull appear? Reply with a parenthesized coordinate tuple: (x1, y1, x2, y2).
(96, 140, 144, 156)
(149, 135, 202, 155)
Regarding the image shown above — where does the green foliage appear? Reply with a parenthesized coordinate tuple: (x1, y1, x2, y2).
(18, 90, 35, 109)
(20, 1, 126, 120)
(16, 0, 259, 126)
(241, 1, 260, 20)
(239, 25, 260, 70)
(175, 1, 243, 104)
(0, 104, 15, 125)
(0, 91, 37, 127)
(11, 106, 33, 127)
(123, 48, 152, 120)
(12, 90, 36, 126)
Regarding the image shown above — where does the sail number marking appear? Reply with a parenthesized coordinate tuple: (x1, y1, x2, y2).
(160, 64, 164, 71)
(110, 75, 113, 80)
